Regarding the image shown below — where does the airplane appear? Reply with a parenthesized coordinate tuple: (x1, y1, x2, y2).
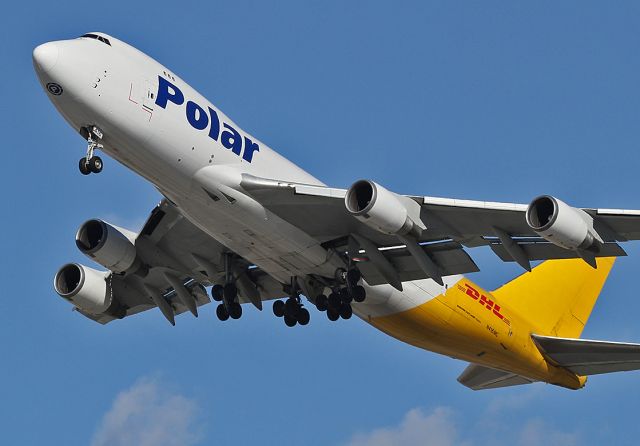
(34, 32, 640, 391)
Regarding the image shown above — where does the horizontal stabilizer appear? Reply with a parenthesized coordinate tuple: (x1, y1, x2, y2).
(457, 363, 535, 390)
(532, 334, 640, 375)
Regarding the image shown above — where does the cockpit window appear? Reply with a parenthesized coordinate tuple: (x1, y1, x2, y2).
(80, 34, 111, 46)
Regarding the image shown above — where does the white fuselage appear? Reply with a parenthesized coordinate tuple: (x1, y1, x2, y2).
(33, 33, 451, 321)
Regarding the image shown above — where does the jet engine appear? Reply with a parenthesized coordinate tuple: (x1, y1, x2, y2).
(53, 263, 112, 314)
(75, 219, 138, 273)
(526, 195, 602, 250)
(345, 180, 424, 235)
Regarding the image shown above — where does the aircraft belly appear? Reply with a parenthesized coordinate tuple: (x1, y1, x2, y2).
(164, 180, 339, 282)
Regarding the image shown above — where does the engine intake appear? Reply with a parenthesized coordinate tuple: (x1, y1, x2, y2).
(345, 180, 424, 235)
(76, 219, 138, 273)
(54, 263, 112, 314)
(526, 195, 601, 250)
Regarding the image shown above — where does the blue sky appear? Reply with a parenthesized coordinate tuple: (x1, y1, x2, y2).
(3, 1, 640, 444)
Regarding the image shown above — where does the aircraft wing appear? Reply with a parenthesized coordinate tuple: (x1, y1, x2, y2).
(532, 334, 640, 375)
(240, 175, 639, 280)
(81, 200, 285, 324)
(457, 363, 536, 390)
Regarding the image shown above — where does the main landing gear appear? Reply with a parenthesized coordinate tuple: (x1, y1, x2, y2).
(272, 296, 310, 327)
(79, 126, 104, 175)
(272, 277, 311, 327)
(315, 268, 365, 322)
(271, 269, 366, 325)
(211, 253, 244, 321)
(212, 283, 243, 321)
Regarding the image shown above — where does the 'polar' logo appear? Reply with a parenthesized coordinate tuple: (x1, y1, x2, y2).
(47, 83, 63, 96)
(154, 76, 260, 163)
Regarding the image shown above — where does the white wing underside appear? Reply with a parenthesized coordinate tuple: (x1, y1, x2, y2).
(80, 176, 640, 324)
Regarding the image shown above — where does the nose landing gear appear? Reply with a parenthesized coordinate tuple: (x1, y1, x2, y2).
(79, 126, 104, 175)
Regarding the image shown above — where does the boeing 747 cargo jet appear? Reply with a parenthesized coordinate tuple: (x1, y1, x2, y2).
(34, 33, 640, 390)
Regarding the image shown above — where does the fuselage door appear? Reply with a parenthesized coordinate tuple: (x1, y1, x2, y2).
(143, 79, 157, 113)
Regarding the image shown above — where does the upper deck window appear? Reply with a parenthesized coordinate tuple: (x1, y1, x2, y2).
(80, 34, 111, 46)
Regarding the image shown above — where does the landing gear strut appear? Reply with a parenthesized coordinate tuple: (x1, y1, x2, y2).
(79, 126, 104, 175)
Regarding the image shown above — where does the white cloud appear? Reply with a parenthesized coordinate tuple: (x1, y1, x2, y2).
(347, 407, 462, 446)
(91, 377, 202, 446)
(345, 405, 580, 446)
(518, 418, 579, 446)
(485, 387, 542, 415)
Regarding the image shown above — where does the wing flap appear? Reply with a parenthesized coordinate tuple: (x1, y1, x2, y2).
(457, 363, 535, 390)
(489, 240, 626, 262)
(594, 210, 640, 241)
(356, 241, 479, 286)
(532, 334, 640, 375)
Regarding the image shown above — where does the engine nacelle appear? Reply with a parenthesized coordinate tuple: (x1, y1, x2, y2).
(526, 195, 601, 250)
(344, 180, 424, 235)
(53, 263, 112, 314)
(75, 219, 138, 273)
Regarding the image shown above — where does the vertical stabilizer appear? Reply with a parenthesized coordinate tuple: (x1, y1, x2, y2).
(492, 257, 615, 338)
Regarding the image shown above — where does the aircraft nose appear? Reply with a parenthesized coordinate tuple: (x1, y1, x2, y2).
(33, 42, 59, 73)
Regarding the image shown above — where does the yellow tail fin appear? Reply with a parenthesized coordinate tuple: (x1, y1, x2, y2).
(492, 257, 615, 338)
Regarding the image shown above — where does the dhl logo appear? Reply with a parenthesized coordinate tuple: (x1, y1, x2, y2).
(462, 283, 511, 326)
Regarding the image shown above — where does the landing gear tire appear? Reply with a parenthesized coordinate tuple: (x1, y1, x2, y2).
(297, 308, 310, 325)
(328, 292, 341, 311)
(211, 284, 224, 302)
(273, 300, 285, 317)
(339, 303, 353, 320)
(228, 302, 242, 319)
(284, 298, 298, 316)
(79, 157, 91, 175)
(347, 268, 361, 286)
(284, 314, 297, 327)
(340, 287, 352, 304)
(224, 283, 238, 302)
(352, 285, 366, 303)
(315, 294, 328, 312)
(89, 156, 103, 173)
(216, 303, 229, 321)
(327, 309, 340, 321)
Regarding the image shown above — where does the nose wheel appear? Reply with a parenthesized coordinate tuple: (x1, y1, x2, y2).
(79, 156, 103, 175)
(78, 126, 104, 175)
